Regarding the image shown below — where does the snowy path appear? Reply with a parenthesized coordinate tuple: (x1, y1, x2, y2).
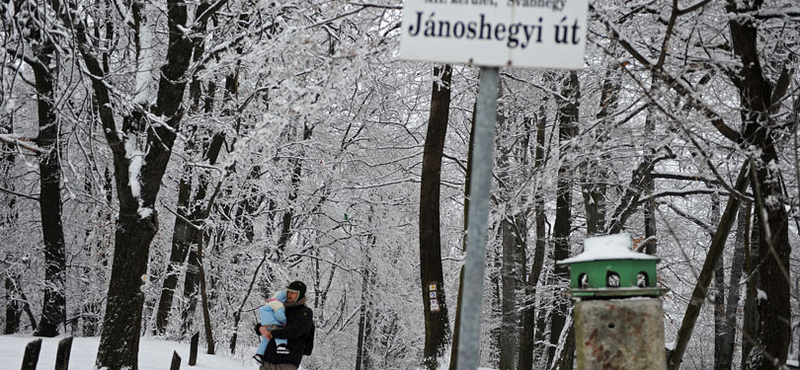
(0, 335, 258, 370)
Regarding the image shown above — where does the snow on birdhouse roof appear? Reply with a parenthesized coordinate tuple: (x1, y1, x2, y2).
(559, 233, 660, 264)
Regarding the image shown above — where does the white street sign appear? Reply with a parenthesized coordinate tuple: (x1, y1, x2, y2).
(400, 0, 588, 69)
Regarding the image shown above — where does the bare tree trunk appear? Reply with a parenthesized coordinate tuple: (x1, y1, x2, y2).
(355, 233, 376, 370)
(197, 230, 215, 354)
(70, 0, 217, 365)
(499, 218, 519, 370)
(583, 68, 615, 237)
(155, 168, 197, 336)
(154, 69, 214, 337)
(419, 64, 452, 370)
(4, 277, 22, 334)
(710, 192, 726, 370)
(449, 108, 476, 370)
(495, 98, 525, 370)
(275, 123, 313, 261)
(29, 24, 66, 339)
(666, 164, 750, 370)
(1, 122, 22, 335)
(518, 107, 547, 370)
(548, 71, 578, 370)
(727, 8, 792, 368)
(718, 201, 750, 370)
(355, 265, 370, 370)
(179, 79, 227, 340)
(741, 209, 759, 370)
(642, 88, 657, 255)
(490, 244, 503, 365)
(83, 169, 112, 337)
(181, 245, 201, 337)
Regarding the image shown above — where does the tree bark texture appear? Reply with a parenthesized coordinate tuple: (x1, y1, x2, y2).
(419, 64, 452, 370)
(741, 210, 759, 370)
(355, 243, 375, 370)
(180, 119, 225, 338)
(197, 233, 215, 354)
(583, 71, 614, 236)
(448, 110, 476, 370)
(666, 164, 750, 370)
(1, 121, 22, 334)
(643, 110, 657, 255)
(31, 43, 67, 339)
(518, 107, 547, 370)
(495, 98, 525, 370)
(10, 0, 66, 338)
(499, 218, 519, 370)
(4, 276, 22, 334)
(155, 170, 196, 336)
(727, 8, 792, 368)
(718, 201, 750, 370)
(89, 0, 199, 366)
(155, 49, 217, 336)
(275, 124, 312, 261)
(710, 192, 726, 370)
(96, 213, 159, 370)
(548, 71, 578, 369)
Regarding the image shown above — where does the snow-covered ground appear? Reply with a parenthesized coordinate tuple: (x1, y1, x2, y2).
(0, 335, 258, 370)
(0, 334, 504, 370)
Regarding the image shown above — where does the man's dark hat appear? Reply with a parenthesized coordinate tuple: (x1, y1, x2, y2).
(287, 280, 307, 300)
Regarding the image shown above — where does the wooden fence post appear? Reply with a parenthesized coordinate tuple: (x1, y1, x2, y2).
(20, 338, 42, 370)
(170, 351, 181, 370)
(55, 337, 73, 370)
(189, 332, 199, 366)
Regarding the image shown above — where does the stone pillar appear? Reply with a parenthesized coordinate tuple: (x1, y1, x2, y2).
(574, 298, 666, 370)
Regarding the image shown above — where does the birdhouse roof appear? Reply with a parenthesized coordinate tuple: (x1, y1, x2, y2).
(559, 233, 660, 264)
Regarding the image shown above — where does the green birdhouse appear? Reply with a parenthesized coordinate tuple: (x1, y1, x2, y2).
(559, 233, 665, 298)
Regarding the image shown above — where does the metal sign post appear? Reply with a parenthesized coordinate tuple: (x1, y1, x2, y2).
(456, 66, 499, 370)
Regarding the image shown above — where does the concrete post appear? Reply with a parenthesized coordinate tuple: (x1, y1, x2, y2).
(574, 298, 667, 370)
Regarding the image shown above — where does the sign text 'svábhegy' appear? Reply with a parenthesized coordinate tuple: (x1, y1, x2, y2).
(399, 0, 588, 69)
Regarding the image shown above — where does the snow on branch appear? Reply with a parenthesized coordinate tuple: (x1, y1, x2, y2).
(133, 11, 154, 106)
(591, 3, 741, 143)
(308, 3, 401, 29)
(676, 0, 711, 16)
(0, 134, 47, 155)
(647, 188, 733, 200)
(753, 7, 800, 20)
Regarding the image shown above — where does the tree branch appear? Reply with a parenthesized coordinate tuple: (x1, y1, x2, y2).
(592, 4, 741, 143)
(666, 162, 751, 370)
(194, 0, 229, 28)
(347, 2, 402, 10)
(650, 172, 717, 183)
(667, 203, 714, 236)
(0, 185, 39, 201)
(0, 134, 47, 155)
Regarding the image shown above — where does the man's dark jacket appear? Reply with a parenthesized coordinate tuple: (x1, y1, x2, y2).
(263, 301, 314, 367)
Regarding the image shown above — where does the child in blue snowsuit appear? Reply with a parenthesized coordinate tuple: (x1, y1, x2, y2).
(254, 290, 290, 363)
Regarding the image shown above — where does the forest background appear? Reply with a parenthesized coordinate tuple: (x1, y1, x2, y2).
(1, 0, 799, 370)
